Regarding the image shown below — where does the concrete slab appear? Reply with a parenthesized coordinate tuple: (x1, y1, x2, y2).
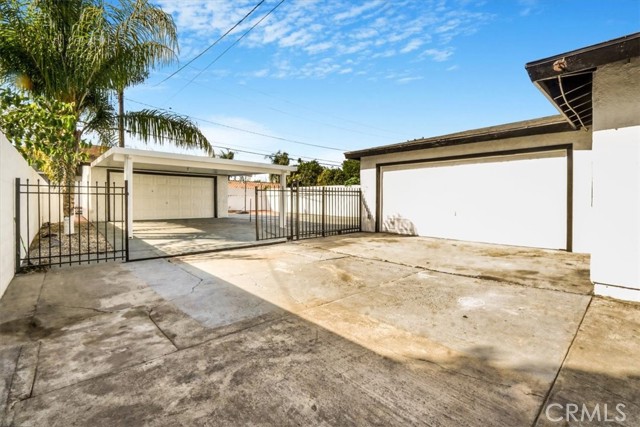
(0, 273, 44, 326)
(300, 270, 590, 391)
(299, 233, 592, 294)
(6, 316, 549, 426)
(536, 297, 640, 426)
(1, 233, 637, 425)
(32, 308, 176, 395)
(128, 215, 266, 260)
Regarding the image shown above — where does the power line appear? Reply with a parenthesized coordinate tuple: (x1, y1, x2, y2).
(156, 0, 266, 86)
(187, 80, 394, 140)
(235, 82, 409, 137)
(107, 125, 342, 166)
(165, 0, 286, 103)
(218, 147, 341, 167)
(126, 97, 345, 151)
(214, 143, 342, 166)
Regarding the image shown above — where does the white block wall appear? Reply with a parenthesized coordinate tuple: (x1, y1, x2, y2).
(591, 57, 640, 301)
(0, 132, 61, 298)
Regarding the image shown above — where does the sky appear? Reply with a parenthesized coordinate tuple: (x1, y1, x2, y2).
(125, 0, 640, 167)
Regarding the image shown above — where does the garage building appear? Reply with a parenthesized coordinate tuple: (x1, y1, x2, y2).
(346, 33, 640, 301)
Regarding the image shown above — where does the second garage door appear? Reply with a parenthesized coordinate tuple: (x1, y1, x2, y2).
(112, 173, 215, 220)
(380, 150, 568, 250)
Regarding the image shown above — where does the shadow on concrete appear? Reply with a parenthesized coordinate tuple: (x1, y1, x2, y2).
(1, 238, 638, 425)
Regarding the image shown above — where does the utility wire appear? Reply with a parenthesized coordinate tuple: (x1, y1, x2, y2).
(165, 0, 286, 103)
(188, 80, 393, 140)
(214, 143, 342, 166)
(235, 82, 409, 137)
(156, 0, 266, 86)
(126, 97, 345, 151)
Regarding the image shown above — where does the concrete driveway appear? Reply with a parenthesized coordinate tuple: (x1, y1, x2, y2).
(1, 233, 638, 426)
(126, 215, 270, 260)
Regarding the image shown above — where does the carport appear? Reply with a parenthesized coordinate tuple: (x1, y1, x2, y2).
(83, 147, 296, 259)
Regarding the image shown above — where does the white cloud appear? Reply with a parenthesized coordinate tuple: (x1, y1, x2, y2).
(422, 48, 454, 62)
(334, 0, 384, 21)
(158, 0, 492, 80)
(396, 76, 423, 84)
(400, 39, 423, 54)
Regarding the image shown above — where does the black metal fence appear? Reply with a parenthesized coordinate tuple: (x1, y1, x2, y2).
(255, 186, 361, 241)
(15, 178, 128, 272)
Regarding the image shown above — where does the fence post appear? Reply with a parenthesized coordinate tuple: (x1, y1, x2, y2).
(255, 187, 259, 241)
(295, 185, 300, 240)
(322, 187, 326, 237)
(124, 180, 130, 262)
(15, 178, 21, 273)
(358, 188, 362, 231)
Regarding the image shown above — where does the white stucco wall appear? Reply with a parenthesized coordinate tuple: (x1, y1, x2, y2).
(216, 175, 229, 218)
(1, 132, 60, 298)
(591, 57, 640, 301)
(359, 129, 593, 252)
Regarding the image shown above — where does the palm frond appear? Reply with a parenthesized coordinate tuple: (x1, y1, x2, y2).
(123, 109, 213, 155)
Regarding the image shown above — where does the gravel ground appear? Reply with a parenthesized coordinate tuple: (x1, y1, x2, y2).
(24, 221, 115, 266)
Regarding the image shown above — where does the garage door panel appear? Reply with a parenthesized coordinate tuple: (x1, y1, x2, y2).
(381, 152, 567, 249)
(109, 173, 214, 220)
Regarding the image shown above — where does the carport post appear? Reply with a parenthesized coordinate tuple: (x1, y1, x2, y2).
(279, 172, 287, 228)
(124, 155, 134, 238)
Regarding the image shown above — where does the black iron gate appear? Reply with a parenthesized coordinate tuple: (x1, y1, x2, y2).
(255, 186, 361, 241)
(15, 178, 128, 272)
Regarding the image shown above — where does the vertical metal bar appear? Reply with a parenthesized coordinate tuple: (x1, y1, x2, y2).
(47, 180, 52, 267)
(120, 184, 125, 260)
(94, 181, 98, 263)
(73, 182, 82, 264)
(124, 180, 130, 262)
(296, 185, 300, 240)
(67, 182, 71, 265)
(321, 187, 326, 237)
(15, 178, 21, 272)
(358, 188, 362, 231)
(112, 182, 116, 261)
(255, 187, 259, 241)
(84, 179, 90, 264)
(25, 179, 30, 266)
(102, 182, 107, 261)
(58, 183, 62, 266)
(37, 180, 41, 265)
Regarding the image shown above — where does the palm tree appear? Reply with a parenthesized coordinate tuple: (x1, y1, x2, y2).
(0, 0, 212, 155)
(219, 149, 235, 159)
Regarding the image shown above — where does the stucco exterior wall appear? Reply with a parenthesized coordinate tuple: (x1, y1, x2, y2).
(216, 175, 229, 218)
(1, 132, 60, 298)
(359, 129, 593, 252)
(591, 57, 640, 300)
(592, 57, 640, 131)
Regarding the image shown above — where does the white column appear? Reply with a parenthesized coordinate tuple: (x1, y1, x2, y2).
(124, 155, 133, 238)
(279, 172, 287, 228)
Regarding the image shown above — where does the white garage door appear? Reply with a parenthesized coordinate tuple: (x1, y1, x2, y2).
(380, 150, 567, 249)
(112, 173, 215, 220)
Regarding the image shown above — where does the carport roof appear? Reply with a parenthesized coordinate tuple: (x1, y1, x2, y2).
(90, 147, 297, 176)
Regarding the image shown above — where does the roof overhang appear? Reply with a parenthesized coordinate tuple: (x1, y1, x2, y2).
(90, 147, 297, 176)
(525, 32, 640, 129)
(344, 115, 574, 160)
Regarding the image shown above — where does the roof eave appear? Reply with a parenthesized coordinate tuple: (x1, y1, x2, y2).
(344, 117, 574, 160)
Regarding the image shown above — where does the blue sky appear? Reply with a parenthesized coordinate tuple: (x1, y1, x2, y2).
(126, 0, 640, 166)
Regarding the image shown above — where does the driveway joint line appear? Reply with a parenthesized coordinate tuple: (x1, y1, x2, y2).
(530, 295, 593, 427)
(146, 309, 179, 351)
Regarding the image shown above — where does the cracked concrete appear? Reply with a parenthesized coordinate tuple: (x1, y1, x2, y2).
(1, 233, 638, 426)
